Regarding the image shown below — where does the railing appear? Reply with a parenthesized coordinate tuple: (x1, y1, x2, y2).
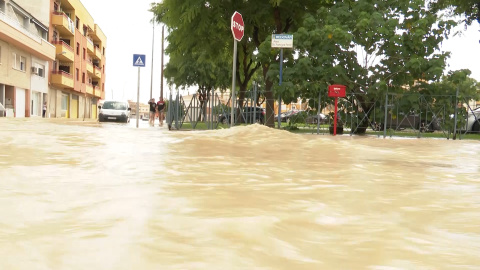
(52, 40, 73, 51)
(0, 10, 42, 43)
(53, 11, 69, 20)
(87, 38, 94, 46)
(52, 70, 73, 78)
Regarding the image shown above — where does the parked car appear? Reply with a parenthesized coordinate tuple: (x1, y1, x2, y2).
(98, 101, 131, 123)
(374, 112, 440, 132)
(219, 106, 265, 124)
(464, 107, 480, 133)
(305, 113, 329, 124)
(275, 110, 302, 122)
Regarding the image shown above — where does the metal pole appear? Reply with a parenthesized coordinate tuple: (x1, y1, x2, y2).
(150, 21, 154, 100)
(333, 97, 338, 136)
(136, 67, 140, 128)
(453, 86, 459, 140)
(160, 25, 164, 99)
(383, 92, 388, 138)
(230, 40, 237, 127)
(277, 48, 283, 129)
(317, 91, 321, 134)
(253, 82, 257, 123)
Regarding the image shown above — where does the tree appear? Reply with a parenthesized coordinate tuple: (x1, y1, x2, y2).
(430, 0, 480, 25)
(151, 0, 326, 127)
(277, 0, 457, 132)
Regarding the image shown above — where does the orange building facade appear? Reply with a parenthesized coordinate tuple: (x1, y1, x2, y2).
(47, 0, 106, 119)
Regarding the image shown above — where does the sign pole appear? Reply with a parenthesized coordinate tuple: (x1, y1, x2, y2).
(231, 39, 237, 127)
(136, 66, 140, 128)
(333, 97, 338, 136)
(277, 48, 283, 129)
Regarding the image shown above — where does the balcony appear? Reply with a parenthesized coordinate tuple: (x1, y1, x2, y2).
(51, 12, 75, 36)
(53, 40, 74, 62)
(86, 61, 93, 75)
(86, 84, 94, 95)
(0, 11, 55, 61)
(94, 46, 102, 59)
(86, 38, 94, 54)
(51, 70, 74, 89)
(94, 86, 101, 98)
(93, 66, 102, 79)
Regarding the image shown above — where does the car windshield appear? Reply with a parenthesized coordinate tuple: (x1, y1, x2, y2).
(103, 102, 126, 110)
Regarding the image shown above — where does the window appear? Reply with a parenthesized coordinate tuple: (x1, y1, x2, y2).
(75, 16, 79, 29)
(102, 83, 105, 91)
(83, 48, 86, 60)
(76, 42, 80, 55)
(103, 47, 105, 56)
(38, 66, 44, 77)
(103, 65, 105, 74)
(61, 94, 68, 110)
(20, 56, 26, 71)
(76, 68, 79, 81)
(82, 72, 85, 83)
(12, 53, 26, 71)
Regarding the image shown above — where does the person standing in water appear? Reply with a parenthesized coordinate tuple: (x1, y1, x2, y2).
(148, 98, 156, 126)
(156, 98, 165, 127)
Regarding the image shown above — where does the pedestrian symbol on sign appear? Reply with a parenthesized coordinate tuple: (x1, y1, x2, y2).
(135, 57, 144, 66)
(133, 54, 146, 67)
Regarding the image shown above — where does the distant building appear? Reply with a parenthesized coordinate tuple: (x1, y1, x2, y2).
(0, 0, 55, 117)
(47, 0, 107, 119)
(0, 0, 106, 118)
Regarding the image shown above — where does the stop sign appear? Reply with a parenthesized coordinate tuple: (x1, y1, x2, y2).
(231, 11, 244, 41)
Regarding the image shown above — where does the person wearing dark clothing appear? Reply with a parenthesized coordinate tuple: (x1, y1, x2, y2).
(148, 98, 156, 126)
(156, 98, 165, 127)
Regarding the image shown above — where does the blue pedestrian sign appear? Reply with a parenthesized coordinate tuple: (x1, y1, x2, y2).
(133, 54, 146, 67)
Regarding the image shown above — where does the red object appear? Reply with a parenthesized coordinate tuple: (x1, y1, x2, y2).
(328, 85, 346, 136)
(328, 84, 346, 98)
(231, 11, 244, 41)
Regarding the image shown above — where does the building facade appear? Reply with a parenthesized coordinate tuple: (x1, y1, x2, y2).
(48, 0, 106, 119)
(0, 0, 106, 118)
(0, 0, 55, 117)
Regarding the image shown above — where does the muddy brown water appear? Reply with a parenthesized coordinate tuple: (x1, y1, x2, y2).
(0, 118, 479, 269)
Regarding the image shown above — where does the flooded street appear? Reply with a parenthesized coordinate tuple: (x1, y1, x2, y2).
(1, 118, 479, 270)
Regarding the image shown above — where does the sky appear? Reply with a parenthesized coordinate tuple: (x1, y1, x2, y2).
(80, 0, 480, 103)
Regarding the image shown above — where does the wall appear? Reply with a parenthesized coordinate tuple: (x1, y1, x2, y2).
(0, 42, 31, 89)
(31, 56, 49, 93)
(13, 0, 51, 27)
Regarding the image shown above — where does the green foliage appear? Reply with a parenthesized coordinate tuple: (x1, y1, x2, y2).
(430, 0, 480, 25)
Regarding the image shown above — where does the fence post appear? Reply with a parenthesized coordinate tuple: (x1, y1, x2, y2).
(453, 86, 459, 140)
(383, 92, 388, 138)
(317, 91, 322, 134)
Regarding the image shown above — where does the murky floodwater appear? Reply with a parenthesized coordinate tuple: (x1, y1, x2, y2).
(0, 118, 479, 270)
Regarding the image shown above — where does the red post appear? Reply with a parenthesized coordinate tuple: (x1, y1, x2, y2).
(333, 97, 338, 136)
(328, 85, 346, 136)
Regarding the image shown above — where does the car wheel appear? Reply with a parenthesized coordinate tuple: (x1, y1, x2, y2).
(472, 121, 480, 133)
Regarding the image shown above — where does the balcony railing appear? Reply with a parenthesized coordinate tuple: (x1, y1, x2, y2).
(93, 66, 102, 78)
(93, 86, 101, 97)
(52, 40, 73, 51)
(0, 10, 43, 43)
(94, 46, 102, 59)
(86, 61, 93, 74)
(52, 11, 74, 36)
(86, 38, 94, 53)
(86, 83, 94, 95)
(51, 70, 74, 88)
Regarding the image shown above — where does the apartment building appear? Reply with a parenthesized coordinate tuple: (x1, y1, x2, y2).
(48, 0, 106, 118)
(0, 0, 55, 117)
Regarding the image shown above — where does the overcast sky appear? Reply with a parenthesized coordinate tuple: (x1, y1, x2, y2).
(80, 0, 480, 102)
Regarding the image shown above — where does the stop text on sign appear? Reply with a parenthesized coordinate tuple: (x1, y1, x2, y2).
(231, 11, 244, 41)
